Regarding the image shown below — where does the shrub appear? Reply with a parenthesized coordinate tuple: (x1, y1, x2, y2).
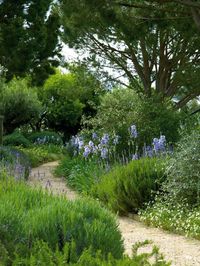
(28, 131, 63, 145)
(0, 78, 42, 134)
(86, 89, 181, 153)
(10, 240, 170, 266)
(140, 196, 200, 240)
(0, 179, 124, 262)
(91, 158, 166, 215)
(0, 146, 30, 179)
(55, 156, 105, 193)
(163, 128, 200, 205)
(3, 132, 31, 147)
(18, 145, 65, 167)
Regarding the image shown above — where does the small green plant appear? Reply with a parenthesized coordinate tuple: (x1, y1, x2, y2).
(10, 240, 170, 265)
(55, 156, 105, 193)
(3, 132, 31, 148)
(91, 157, 166, 215)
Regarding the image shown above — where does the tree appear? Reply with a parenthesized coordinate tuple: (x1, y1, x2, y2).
(0, 0, 61, 85)
(60, 0, 200, 108)
(39, 67, 103, 139)
(116, 0, 200, 30)
(0, 78, 42, 134)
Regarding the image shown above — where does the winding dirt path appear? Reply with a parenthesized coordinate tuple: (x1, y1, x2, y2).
(28, 161, 200, 266)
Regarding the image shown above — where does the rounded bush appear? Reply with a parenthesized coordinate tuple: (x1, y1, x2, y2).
(0, 180, 124, 261)
(91, 157, 166, 214)
(28, 131, 63, 145)
(3, 132, 31, 148)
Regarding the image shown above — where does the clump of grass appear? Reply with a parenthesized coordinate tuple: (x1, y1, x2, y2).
(55, 156, 106, 193)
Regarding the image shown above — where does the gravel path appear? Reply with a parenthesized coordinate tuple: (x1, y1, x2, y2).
(28, 161, 77, 200)
(28, 161, 200, 266)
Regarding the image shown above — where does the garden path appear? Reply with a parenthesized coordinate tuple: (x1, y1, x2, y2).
(28, 161, 200, 266)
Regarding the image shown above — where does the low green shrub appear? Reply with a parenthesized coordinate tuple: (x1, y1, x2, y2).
(163, 128, 200, 205)
(28, 131, 63, 145)
(55, 156, 105, 193)
(91, 158, 166, 215)
(0, 179, 124, 262)
(18, 145, 65, 167)
(140, 196, 200, 240)
(3, 132, 31, 147)
(9, 240, 170, 266)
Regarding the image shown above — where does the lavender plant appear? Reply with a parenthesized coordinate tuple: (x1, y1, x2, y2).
(0, 146, 30, 180)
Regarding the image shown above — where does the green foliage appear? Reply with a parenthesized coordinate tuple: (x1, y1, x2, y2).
(0, 78, 42, 134)
(163, 128, 200, 205)
(91, 158, 166, 215)
(3, 132, 31, 148)
(40, 67, 103, 139)
(55, 156, 105, 193)
(0, 179, 124, 262)
(140, 196, 200, 240)
(0, 146, 15, 163)
(18, 145, 65, 167)
(87, 89, 181, 152)
(8, 240, 170, 266)
(0, 0, 61, 85)
(28, 131, 63, 145)
(61, 0, 200, 107)
(0, 241, 9, 265)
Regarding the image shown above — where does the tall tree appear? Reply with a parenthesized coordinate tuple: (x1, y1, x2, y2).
(61, 0, 200, 108)
(0, 0, 61, 85)
(116, 0, 200, 30)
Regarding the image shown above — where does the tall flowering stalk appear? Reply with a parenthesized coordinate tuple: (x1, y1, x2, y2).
(68, 125, 169, 166)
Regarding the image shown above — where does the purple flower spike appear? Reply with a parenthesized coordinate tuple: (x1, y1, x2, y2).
(92, 132, 98, 140)
(83, 146, 91, 158)
(132, 153, 138, 160)
(101, 147, 108, 159)
(101, 134, 110, 145)
(130, 125, 138, 138)
(145, 145, 153, 157)
(153, 135, 166, 153)
(88, 140, 94, 148)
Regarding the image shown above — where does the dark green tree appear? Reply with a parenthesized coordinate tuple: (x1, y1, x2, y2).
(0, 78, 42, 134)
(0, 0, 61, 85)
(60, 0, 200, 108)
(115, 0, 200, 30)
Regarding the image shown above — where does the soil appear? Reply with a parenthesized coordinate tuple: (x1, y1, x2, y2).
(28, 161, 200, 266)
